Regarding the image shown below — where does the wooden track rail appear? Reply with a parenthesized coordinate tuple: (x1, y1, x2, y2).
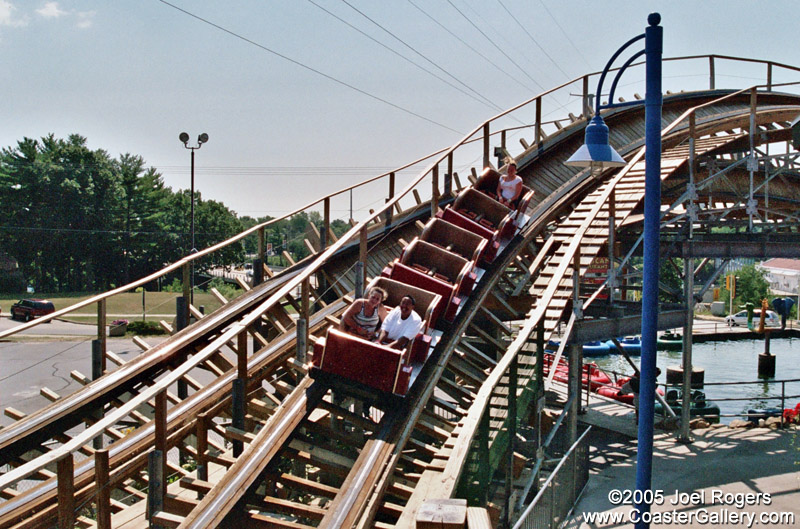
(2, 54, 800, 528)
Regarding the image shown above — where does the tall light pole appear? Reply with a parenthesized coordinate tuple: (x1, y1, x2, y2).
(566, 14, 662, 529)
(179, 132, 209, 303)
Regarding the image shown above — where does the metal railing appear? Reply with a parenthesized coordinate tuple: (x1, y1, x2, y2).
(512, 427, 592, 529)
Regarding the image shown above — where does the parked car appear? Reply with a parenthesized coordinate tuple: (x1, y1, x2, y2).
(725, 309, 780, 327)
(10, 299, 55, 322)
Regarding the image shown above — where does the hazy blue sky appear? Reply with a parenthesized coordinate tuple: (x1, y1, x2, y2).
(2, 1, 798, 219)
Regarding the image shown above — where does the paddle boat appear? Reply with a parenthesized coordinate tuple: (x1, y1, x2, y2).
(655, 388, 720, 422)
(656, 331, 683, 351)
(605, 336, 641, 355)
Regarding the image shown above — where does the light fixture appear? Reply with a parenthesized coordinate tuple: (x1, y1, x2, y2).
(564, 115, 626, 169)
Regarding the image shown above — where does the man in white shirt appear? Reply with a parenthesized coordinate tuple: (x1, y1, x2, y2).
(378, 295, 422, 350)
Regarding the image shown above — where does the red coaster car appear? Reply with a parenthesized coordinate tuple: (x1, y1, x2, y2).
(382, 238, 476, 322)
(474, 167, 535, 217)
(311, 278, 442, 396)
(436, 188, 516, 259)
(419, 217, 492, 264)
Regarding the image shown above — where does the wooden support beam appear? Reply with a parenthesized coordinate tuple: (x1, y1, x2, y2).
(478, 306, 513, 336)
(57, 455, 75, 529)
(95, 449, 112, 529)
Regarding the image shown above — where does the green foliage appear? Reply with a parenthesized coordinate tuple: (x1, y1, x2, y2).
(720, 264, 770, 314)
(658, 258, 683, 302)
(126, 320, 166, 335)
(0, 134, 246, 293)
(206, 277, 242, 300)
(162, 278, 183, 293)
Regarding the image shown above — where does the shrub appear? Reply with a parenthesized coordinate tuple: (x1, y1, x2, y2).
(127, 320, 167, 336)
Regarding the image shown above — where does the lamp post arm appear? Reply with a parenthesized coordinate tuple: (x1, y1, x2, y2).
(595, 33, 645, 115)
(607, 49, 647, 109)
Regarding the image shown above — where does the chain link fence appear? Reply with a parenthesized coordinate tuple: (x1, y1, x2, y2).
(513, 427, 592, 529)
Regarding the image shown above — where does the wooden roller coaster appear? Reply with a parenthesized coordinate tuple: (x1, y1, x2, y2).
(2, 55, 800, 529)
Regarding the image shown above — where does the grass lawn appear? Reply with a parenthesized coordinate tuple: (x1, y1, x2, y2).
(0, 290, 241, 323)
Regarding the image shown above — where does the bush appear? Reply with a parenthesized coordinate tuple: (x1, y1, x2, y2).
(207, 277, 242, 300)
(163, 278, 183, 293)
(127, 320, 167, 336)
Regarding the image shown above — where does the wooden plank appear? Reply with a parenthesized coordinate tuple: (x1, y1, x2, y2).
(247, 512, 316, 529)
(152, 511, 185, 528)
(260, 496, 326, 521)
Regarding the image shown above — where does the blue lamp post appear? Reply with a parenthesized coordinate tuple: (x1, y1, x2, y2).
(565, 13, 662, 528)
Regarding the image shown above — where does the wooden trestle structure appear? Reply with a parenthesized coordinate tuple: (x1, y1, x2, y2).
(2, 55, 800, 529)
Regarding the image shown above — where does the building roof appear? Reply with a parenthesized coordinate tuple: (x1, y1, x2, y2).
(760, 258, 800, 272)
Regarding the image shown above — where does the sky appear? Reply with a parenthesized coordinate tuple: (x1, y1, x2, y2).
(2, 1, 799, 221)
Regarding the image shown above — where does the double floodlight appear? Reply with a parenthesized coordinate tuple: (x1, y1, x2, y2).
(179, 132, 209, 147)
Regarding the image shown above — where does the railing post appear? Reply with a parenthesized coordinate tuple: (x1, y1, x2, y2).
(57, 454, 75, 529)
(96, 298, 106, 371)
(582, 76, 591, 117)
(781, 381, 786, 412)
(147, 450, 164, 528)
(568, 344, 581, 447)
(535, 97, 543, 144)
(445, 153, 453, 197)
(431, 164, 439, 218)
(148, 390, 167, 528)
(767, 62, 773, 91)
(357, 227, 368, 298)
(297, 278, 310, 364)
(91, 340, 105, 450)
(155, 390, 167, 473)
(176, 296, 187, 331)
(95, 448, 111, 529)
(478, 409, 490, 504)
(232, 330, 248, 457)
(709, 56, 716, 90)
(258, 226, 265, 268)
(607, 189, 616, 306)
(386, 171, 396, 226)
(483, 123, 491, 168)
(322, 197, 330, 252)
(182, 262, 191, 321)
(196, 412, 209, 488)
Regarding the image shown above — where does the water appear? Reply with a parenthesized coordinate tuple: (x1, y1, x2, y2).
(590, 337, 800, 422)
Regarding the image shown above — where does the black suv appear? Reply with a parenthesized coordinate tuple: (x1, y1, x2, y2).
(11, 299, 55, 322)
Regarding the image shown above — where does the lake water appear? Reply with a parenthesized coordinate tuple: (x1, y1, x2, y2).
(590, 337, 800, 422)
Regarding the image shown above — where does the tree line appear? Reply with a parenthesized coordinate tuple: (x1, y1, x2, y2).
(0, 134, 343, 293)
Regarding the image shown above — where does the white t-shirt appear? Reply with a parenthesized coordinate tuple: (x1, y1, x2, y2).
(382, 306, 422, 342)
(499, 175, 522, 200)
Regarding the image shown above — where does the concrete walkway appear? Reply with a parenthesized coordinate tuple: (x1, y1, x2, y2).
(563, 426, 800, 528)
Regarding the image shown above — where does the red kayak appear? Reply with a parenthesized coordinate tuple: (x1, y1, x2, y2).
(596, 376, 664, 404)
(542, 353, 611, 391)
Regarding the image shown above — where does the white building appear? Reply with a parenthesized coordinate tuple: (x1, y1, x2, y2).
(757, 258, 800, 296)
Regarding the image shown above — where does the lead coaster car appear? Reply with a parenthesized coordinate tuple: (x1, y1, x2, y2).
(473, 167, 535, 218)
(310, 277, 442, 397)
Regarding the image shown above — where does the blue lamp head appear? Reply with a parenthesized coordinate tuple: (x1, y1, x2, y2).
(565, 114, 626, 168)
